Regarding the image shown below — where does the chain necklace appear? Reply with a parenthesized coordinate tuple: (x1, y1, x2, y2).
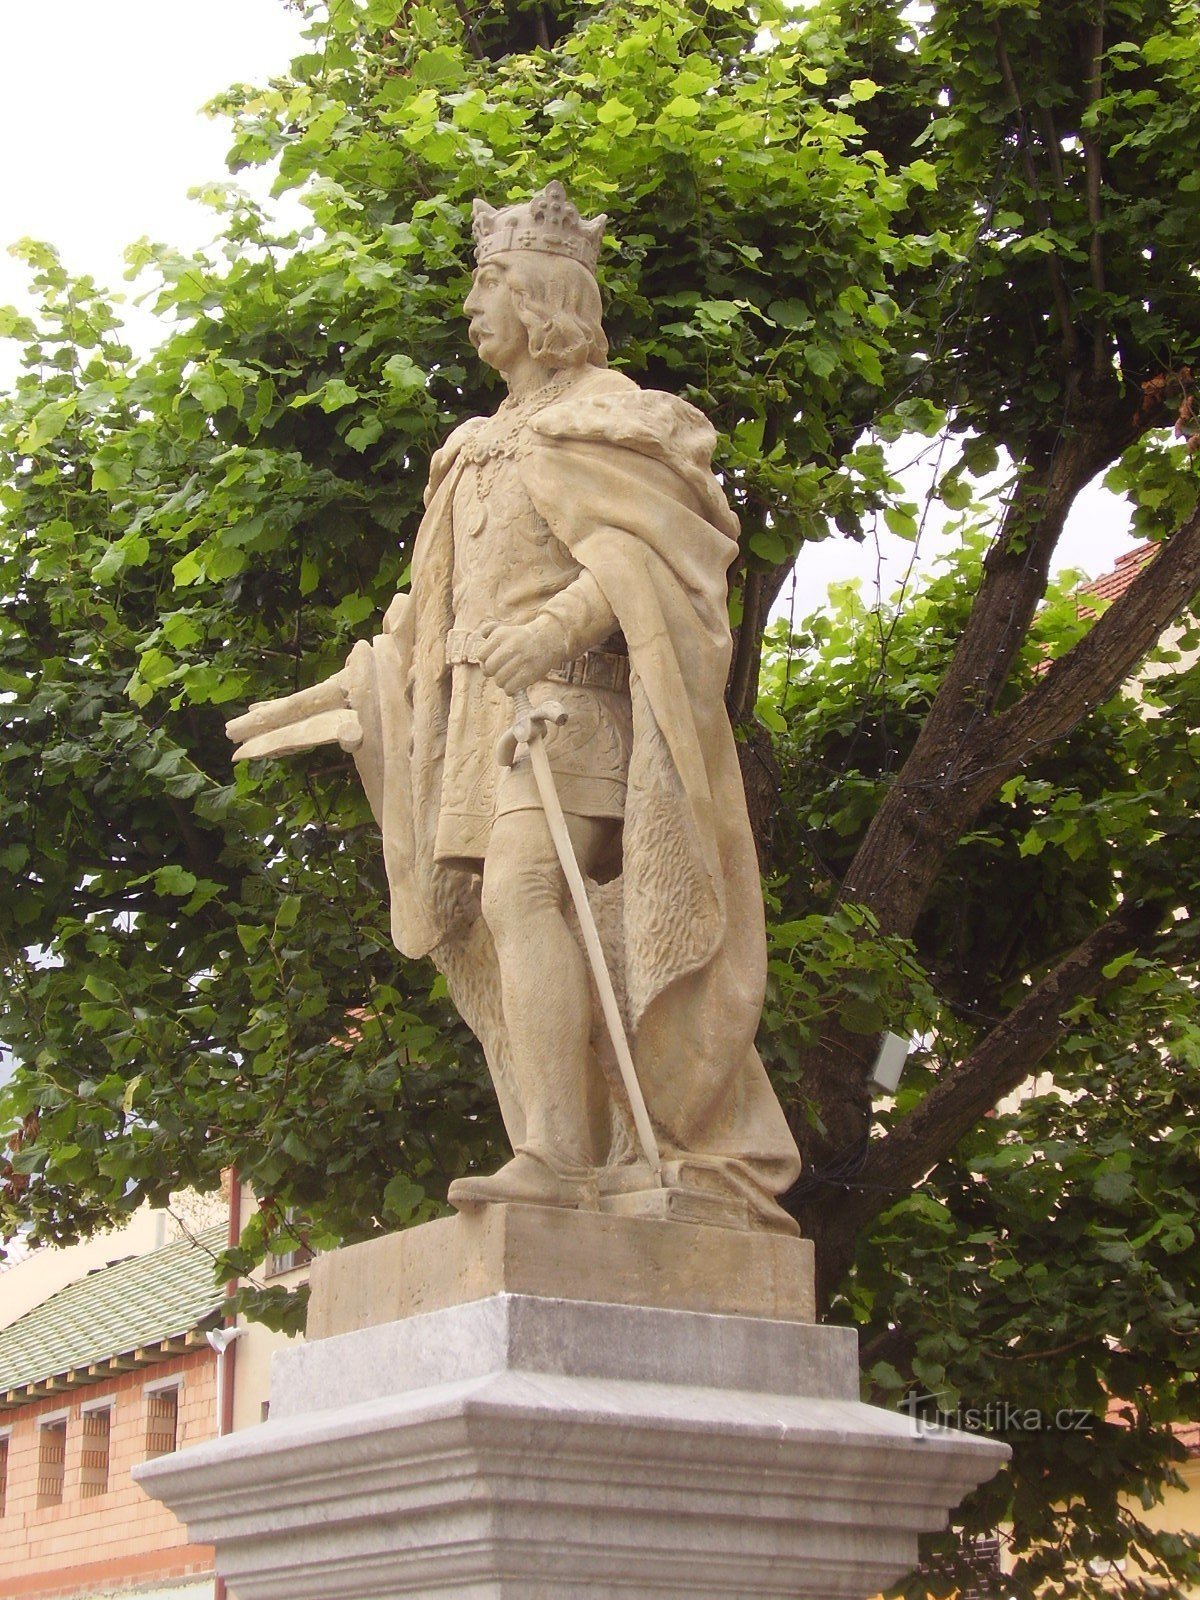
(461, 369, 579, 497)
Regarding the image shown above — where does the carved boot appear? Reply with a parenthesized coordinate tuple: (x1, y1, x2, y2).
(447, 1147, 596, 1211)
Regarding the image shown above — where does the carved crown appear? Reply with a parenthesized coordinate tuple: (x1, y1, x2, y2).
(472, 181, 607, 275)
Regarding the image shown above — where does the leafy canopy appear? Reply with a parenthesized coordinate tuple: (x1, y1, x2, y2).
(3, 0, 1200, 1592)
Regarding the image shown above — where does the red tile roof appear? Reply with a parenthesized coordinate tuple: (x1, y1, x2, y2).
(1029, 542, 1157, 676)
(1079, 542, 1157, 610)
(1104, 1399, 1200, 1456)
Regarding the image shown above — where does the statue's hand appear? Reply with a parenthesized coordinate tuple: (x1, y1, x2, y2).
(225, 670, 361, 762)
(476, 616, 565, 695)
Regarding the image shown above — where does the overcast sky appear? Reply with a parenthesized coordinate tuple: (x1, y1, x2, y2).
(0, 0, 1135, 607)
(0, 0, 309, 379)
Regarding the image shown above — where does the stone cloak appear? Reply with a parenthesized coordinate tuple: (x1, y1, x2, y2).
(346, 367, 801, 1201)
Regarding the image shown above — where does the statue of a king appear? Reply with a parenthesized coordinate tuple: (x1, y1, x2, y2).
(227, 182, 802, 1234)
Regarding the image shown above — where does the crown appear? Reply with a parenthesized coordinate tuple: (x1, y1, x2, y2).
(472, 181, 607, 275)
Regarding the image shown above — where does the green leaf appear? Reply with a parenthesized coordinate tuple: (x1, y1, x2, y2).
(172, 549, 204, 587)
(275, 895, 302, 931)
(381, 1171, 425, 1223)
(803, 342, 838, 378)
(596, 99, 637, 135)
(381, 353, 426, 394)
(883, 506, 918, 540)
(317, 379, 360, 413)
(903, 159, 938, 191)
(237, 924, 267, 955)
(153, 866, 198, 896)
(346, 417, 383, 451)
(1092, 1169, 1135, 1205)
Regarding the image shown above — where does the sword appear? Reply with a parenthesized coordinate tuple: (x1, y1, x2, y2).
(497, 688, 662, 1179)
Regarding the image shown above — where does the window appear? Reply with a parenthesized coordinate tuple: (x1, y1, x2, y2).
(79, 1405, 112, 1498)
(145, 1385, 179, 1457)
(37, 1418, 67, 1508)
(265, 1211, 315, 1278)
(0, 1433, 9, 1517)
(266, 1242, 314, 1276)
(1087, 1558, 1127, 1577)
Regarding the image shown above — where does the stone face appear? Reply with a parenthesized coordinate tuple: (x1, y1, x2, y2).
(135, 1292, 1009, 1600)
(305, 1206, 816, 1338)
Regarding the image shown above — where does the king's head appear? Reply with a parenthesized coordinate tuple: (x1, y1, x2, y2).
(464, 182, 611, 385)
(471, 181, 607, 276)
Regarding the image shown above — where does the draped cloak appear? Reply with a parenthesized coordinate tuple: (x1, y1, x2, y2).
(345, 366, 802, 1207)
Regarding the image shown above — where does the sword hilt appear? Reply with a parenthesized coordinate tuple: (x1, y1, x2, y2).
(496, 689, 568, 768)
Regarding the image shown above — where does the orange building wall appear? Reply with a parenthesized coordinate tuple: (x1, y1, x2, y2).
(0, 1350, 216, 1598)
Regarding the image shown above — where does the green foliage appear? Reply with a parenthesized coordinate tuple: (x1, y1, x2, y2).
(761, 898, 940, 1105)
(3, 0, 1200, 1591)
(1, 0, 938, 1263)
(765, 546, 1200, 1592)
(831, 0, 1200, 451)
(854, 1010, 1200, 1598)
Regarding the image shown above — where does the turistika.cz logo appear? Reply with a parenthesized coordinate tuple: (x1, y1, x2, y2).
(899, 1392, 1096, 1439)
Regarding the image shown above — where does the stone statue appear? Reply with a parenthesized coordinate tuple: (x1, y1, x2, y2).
(226, 182, 802, 1233)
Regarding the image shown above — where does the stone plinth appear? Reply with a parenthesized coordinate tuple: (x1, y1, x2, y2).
(306, 1203, 815, 1336)
(136, 1211, 1008, 1600)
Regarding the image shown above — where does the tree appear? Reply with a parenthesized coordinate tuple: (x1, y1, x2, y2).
(762, 549, 1200, 1594)
(2, 0, 1199, 1591)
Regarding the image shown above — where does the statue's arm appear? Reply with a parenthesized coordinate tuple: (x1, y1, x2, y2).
(225, 671, 362, 763)
(225, 597, 411, 764)
(535, 570, 617, 660)
(475, 572, 616, 695)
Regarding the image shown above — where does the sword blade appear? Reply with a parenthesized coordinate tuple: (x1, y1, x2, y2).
(524, 732, 662, 1177)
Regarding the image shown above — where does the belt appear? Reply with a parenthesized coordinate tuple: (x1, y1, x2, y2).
(446, 628, 630, 693)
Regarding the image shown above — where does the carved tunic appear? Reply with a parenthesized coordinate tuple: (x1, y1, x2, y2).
(433, 400, 633, 866)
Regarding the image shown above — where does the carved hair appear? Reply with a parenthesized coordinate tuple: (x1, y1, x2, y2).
(495, 252, 608, 369)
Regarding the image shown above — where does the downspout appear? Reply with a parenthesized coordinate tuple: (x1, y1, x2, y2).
(212, 1169, 243, 1600)
(221, 1169, 241, 1437)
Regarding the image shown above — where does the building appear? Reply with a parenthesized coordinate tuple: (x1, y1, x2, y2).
(0, 1188, 308, 1600)
(0, 1227, 225, 1600)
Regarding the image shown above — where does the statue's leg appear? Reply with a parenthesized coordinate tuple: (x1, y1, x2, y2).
(458, 807, 617, 1198)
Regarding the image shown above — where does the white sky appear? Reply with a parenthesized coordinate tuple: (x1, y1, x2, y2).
(0, 0, 309, 369)
(785, 445, 1137, 627)
(0, 0, 1135, 607)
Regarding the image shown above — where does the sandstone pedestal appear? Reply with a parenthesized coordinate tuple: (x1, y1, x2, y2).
(305, 1200, 816, 1334)
(136, 1208, 1007, 1599)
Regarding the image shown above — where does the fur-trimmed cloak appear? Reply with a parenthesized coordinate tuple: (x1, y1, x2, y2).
(346, 367, 801, 1203)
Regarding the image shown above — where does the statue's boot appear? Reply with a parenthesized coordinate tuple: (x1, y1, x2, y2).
(448, 1147, 596, 1210)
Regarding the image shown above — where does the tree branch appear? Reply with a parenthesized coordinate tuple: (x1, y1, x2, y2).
(827, 895, 1169, 1245)
(451, 0, 485, 59)
(1082, 9, 1108, 376)
(980, 505, 1200, 778)
(728, 568, 767, 724)
(994, 23, 1079, 366)
(166, 797, 223, 881)
(1035, 105, 1068, 193)
(839, 424, 1115, 934)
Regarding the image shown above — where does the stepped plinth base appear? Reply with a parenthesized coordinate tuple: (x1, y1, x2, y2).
(305, 1202, 815, 1336)
(136, 1210, 1007, 1600)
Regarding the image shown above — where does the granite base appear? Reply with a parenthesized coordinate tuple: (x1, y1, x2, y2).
(137, 1238, 1007, 1600)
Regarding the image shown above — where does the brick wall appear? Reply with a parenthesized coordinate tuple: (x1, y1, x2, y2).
(0, 1350, 216, 1599)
